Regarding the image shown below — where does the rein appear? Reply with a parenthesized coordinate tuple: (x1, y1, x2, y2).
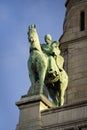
(30, 48, 39, 53)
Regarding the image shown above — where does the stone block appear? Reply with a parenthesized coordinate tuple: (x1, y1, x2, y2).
(16, 94, 54, 130)
(41, 100, 87, 129)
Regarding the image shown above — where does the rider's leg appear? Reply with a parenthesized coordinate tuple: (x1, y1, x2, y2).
(48, 56, 59, 73)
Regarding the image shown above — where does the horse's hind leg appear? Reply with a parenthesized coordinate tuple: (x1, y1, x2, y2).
(29, 71, 36, 94)
(59, 83, 66, 106)
(59, 88, 65, 106)
(59, 71, 68, 106)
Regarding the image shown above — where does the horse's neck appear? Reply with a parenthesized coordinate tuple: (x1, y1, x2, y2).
(32, 41, 42, 53)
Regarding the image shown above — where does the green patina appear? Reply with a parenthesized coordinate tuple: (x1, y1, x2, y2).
(27, 24, 68, 106)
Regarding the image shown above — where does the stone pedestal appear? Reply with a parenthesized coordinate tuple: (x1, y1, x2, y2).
(16, 95, 87, 130)
(15, 94, 54, 130)
(40, 100, 87, 130)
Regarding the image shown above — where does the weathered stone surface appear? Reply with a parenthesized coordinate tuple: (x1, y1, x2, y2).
(60, 0, 87, 105)
(16, 96, 87, 130)
(40, 100, 87, 130)
(16, 95, 54, 130)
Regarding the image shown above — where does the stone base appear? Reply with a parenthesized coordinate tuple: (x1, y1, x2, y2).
(16, 94, 87, 130)
(15, 94, 54, 130)
(40, 100, 87, 130)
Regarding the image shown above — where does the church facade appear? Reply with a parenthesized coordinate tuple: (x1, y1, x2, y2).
(60, 0, 87, 105)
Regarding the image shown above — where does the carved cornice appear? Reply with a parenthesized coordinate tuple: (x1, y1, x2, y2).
(60, 35, 87, 48)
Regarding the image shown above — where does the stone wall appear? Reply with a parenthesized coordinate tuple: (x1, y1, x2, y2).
(16, 95, 87, 130)
(60, 0, 87, 105)
(40, 100, 87, 130)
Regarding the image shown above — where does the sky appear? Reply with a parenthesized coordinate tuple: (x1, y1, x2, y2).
(0, 0, 66, 130)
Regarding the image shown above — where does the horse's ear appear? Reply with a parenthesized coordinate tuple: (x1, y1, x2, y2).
(34, 24, 36, 28)
(31, 24, 36, 29)
(28, 26, 31, 31)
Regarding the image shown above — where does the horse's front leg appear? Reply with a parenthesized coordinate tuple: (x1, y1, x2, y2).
(28, 62, 36, 95)
(29, 73, 36, 94)
(39, 67, 47, 94)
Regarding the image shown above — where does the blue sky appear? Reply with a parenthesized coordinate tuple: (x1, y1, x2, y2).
(0, 0, 66, 130)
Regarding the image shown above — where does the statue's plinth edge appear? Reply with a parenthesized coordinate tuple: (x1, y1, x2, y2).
(16, 94, 54, 109)
(15, 94, 54, 130)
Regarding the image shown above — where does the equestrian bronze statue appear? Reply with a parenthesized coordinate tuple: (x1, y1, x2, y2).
(27, 24, 68, 106)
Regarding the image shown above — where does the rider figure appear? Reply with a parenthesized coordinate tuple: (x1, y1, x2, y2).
(42, 34, 58, 73)
(41, 34, 64, 73)
(41, 34, 52, 55)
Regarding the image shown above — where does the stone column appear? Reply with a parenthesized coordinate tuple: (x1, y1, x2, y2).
(15, 94, 54, 130)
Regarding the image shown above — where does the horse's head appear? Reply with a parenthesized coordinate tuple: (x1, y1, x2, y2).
(27, 24, 40, 44)
(27, 24, 42, 52)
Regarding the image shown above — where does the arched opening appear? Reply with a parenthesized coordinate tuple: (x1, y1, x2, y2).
(80, 11, 85, 31)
